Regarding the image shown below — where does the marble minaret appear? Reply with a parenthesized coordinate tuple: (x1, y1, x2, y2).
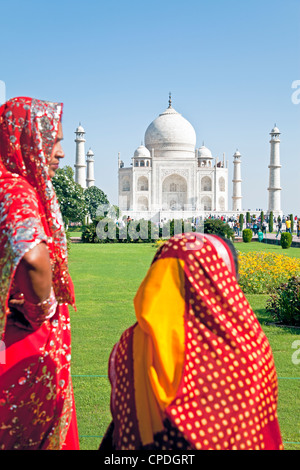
(74, 124, 86, 188)
(86, 148, 95, 188)
(232, 150, 242, 211)
(268, 125, 281, 215)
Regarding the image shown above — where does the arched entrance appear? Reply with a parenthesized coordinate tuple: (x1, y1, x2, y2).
(218, 196, 225, 211)
(137, 196, 149, 211)
(162, 174, 187, 210)
(201, 195, 212, 211)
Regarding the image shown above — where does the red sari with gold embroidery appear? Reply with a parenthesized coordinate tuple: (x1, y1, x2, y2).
(0, 97, 79, 449)
(101, 233, 283, 451)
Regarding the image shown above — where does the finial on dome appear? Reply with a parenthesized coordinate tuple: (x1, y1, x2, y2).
(168, 92, 172, 108)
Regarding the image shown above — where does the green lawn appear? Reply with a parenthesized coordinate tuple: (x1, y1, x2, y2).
(68, 241, 300, 450)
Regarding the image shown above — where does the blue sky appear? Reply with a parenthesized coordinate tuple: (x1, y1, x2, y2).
(1, 0, 299, 214)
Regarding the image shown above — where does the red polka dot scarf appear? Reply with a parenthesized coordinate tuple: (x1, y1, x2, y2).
(106, 233, 283, 450)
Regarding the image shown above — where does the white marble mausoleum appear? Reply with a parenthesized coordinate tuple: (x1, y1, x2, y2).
(118, 97, 230, 221)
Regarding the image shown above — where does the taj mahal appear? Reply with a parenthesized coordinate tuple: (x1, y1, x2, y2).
(74, 95, 283, 222)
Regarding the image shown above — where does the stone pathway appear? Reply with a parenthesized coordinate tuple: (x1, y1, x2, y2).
(235, 231, 300, 247)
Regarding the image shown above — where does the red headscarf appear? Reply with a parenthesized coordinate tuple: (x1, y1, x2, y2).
(0, 97, 79, 450)
(0, 96, 75, 338)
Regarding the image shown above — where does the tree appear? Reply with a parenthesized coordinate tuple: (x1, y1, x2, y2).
(204, 218, 234, 240)
(84, 185, 109, 220)
(260, 211, 264, 228)
(269, 211, 274, 233)
(290, 214, 294, 233)
(239, 213, 244, 231)
(52, 166, 88, 225)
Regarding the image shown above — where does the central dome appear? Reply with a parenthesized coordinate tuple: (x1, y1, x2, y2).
(144, 104, 196, 153)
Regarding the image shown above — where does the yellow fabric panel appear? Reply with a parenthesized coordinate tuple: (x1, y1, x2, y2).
(133, 257, 186, 445)
(133, 327, 165, 444)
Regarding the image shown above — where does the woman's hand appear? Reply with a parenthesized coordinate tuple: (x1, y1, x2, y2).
(8, 293, 25, 314)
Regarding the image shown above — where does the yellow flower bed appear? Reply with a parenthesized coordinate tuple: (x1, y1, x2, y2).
(238, 251, 300, 293)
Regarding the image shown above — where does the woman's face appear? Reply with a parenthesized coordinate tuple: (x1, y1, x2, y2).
(48, 122, 65, 178)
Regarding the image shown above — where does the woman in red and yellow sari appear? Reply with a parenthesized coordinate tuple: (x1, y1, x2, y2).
(101, 233, 283, 450)
(0, 97, 79, 450)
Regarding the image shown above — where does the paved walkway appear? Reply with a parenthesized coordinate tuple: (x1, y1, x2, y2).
(235, 231, 300, 247)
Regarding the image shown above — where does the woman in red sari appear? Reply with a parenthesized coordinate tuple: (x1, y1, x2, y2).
(100, 233, 283, 450)
(0, 97, 79, 450)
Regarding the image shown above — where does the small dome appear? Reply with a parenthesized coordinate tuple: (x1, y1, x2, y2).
(76, 123, 85, 133)
(134, 145, 151, 158)
(198, 145, 212, 159)
(87, 148, 94, 157)
(270, 125, 280, 134)
(234, 150, 241, 157)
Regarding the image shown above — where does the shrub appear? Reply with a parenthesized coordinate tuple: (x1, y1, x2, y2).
(204, 219, 234, 240)
(266, 276, 300, 326)
(127, 219, 159, 242)
(280, 232, 292, 249)
(81, 218, 159, 243)
(66, 230, 72, 252)
(80, 217, 236, 244)
(81, 221, 101, 243)
(242, 228, 252, 243)
(160, 219, 190, 239)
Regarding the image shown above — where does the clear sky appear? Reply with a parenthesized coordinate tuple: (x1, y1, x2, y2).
(1, 0, 299, 215)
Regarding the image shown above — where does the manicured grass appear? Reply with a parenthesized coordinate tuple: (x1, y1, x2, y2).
(68, 241, 300, 450)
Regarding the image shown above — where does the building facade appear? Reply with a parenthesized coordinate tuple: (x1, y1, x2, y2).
(118, 98, 229, 221)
